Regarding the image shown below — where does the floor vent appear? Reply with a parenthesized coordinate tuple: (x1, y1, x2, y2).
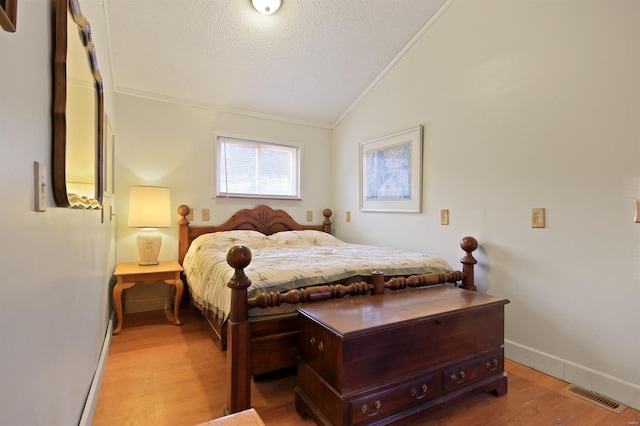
(565, 385, 627, 414)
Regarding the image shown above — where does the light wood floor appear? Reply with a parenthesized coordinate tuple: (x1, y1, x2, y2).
(94, 309, 639, 426)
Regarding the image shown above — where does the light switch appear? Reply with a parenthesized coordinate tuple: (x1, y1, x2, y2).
(635, 200, 640, 223)
(531, 208, 545, 228)
(34, 161, 46, 212)
(440, 209, 449, 225)
(346, 211, 351, 222)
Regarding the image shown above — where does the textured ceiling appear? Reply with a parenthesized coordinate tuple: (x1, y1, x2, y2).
(104, 0, 448, 128)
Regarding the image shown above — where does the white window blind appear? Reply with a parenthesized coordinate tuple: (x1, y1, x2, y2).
(217, 136, 300, 199)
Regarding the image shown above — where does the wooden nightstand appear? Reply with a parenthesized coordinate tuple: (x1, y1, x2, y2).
(112, 260, 184, 335)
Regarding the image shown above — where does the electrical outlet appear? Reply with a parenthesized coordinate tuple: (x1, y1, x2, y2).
(532, 208, 545, 228)
(635, 200, 640, 223)
(34, 161, 46, 212)
(202, 208, 210, 221)
(440, 209, 449, 225)
(187, 210, 194, 221)
(346, 211, 351, 222)
(306, 210, 313, 222)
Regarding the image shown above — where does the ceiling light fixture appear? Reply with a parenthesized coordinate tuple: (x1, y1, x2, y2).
(252, 0, 281, 15)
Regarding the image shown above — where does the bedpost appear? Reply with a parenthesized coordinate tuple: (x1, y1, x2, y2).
(177, 204, 191, 265)
(225, 245, 253, 414)
(322, 208, 333, 234)
(460, 236, 478, 291)
(372, 270, 384, 295)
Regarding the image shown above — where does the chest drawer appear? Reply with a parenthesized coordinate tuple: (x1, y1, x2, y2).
(349, 372, 440, 425)
(443, 351, 504, 392)
(299, 304, 504, 394)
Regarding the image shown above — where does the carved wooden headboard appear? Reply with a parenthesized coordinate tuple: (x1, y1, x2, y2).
(177, 204, 333, 265)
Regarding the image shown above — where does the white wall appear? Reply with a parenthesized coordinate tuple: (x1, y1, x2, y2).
(332, 0, 640, 409)
(0, 0, 116, 424)
(114, 94, 332, 311)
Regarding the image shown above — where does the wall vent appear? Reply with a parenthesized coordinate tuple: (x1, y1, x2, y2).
(565, 385, 627, 414)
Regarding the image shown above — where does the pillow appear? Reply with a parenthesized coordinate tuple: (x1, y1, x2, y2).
(191, 230, 268, 252)
(267, 230, 341, 247)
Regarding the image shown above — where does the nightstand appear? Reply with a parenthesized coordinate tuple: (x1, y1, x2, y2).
(112, 260, 184, 335)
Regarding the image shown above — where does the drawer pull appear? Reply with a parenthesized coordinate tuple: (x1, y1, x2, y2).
(318, 341, 324, 352)
(309, 337, 315, 345)
(361, 400, 381, 417)
(451, 371, 466, 384)
(411, 384, 428, 399)
(485, 358, 499, 371)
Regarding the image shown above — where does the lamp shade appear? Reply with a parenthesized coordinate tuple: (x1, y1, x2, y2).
(128, 186, 171, 228)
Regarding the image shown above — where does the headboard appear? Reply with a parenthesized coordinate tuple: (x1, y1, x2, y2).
(177, 204, 333, 265)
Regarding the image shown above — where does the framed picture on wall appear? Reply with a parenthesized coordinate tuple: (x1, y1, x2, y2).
(360, 125, 423, 213)
(0, 0, 17, 32)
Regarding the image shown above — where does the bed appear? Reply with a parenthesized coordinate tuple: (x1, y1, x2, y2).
(176, 204, 478, 413)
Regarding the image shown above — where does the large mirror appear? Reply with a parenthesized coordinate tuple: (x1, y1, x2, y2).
(53, 0, 104, 208)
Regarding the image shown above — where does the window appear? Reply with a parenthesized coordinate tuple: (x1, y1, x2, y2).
(216, 136, 301, 199)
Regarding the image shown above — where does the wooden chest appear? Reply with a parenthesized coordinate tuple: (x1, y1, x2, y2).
(294, 285, 509, 425)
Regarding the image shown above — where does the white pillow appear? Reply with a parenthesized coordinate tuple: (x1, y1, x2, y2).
(192, 230, 268, 252)
(267, 230, 341, 247)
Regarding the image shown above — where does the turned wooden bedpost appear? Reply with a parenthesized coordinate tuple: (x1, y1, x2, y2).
(460, 236, 478, 291)
(372, 270, 384, 295)
(322, 208, 333, 234)
(177, 204, 191, 265)
(225, 245, 253, 414)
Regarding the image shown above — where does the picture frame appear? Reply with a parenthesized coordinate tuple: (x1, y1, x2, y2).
(360, 125, 423, 213)
(0, 0, 17, 32)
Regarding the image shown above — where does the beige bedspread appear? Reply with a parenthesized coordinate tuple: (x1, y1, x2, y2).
(183, 230, 452, 320)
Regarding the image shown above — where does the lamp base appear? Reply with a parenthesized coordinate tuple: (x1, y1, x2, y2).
(137, 228, 162, 266)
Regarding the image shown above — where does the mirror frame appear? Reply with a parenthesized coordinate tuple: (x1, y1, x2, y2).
(53, 0, 104, 208)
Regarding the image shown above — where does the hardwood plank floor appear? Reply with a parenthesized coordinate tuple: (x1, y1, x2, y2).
(94, 309, 639, 426)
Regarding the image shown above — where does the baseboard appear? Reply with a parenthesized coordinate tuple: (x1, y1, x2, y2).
(504, 339, 566, 378)
(505, 339, 640, 410)
(78, 310, 114, 426)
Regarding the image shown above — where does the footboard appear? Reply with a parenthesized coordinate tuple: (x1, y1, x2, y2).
(225, 237, 479, 414)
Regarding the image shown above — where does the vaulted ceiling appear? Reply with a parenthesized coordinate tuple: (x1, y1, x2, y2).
(104, 0, 448, 128)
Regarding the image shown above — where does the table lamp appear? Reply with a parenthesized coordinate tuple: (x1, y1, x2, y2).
(128, 185, 171, 265)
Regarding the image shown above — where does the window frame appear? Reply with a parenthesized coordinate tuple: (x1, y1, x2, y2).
(214, 134, 302, 200)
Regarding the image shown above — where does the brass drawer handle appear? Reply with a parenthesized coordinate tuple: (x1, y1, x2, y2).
(318, 341, 323, 352)
(485, 358, 499, 371)
(451, 371, 466, 384)
(309, 337, 315, 345)
(361, 400, 381, 417)
(411, 384, 428, 399)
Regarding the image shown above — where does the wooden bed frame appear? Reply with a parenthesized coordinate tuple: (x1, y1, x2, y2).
(176, 204, 478, 414)
(177, 204, 334, 352)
